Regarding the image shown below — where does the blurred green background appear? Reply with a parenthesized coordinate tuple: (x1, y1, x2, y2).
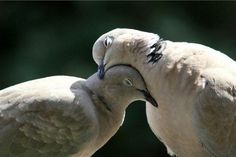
(1, 2, 236, 157)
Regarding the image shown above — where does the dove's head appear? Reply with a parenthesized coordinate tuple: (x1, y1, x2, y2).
(86, 65, 157, 111)
(92, 28, 165, 79)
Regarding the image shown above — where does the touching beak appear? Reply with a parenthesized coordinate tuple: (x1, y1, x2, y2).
(138, 89, 158, 107)
(98, 62, 105, 79)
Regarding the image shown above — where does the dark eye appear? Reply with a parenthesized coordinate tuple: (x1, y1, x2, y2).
(103, 36, 113, 48)
(123, 78, 133, 87)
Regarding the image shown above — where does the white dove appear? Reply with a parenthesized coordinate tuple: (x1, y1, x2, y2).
(92, 28, 236, 157)
(0, 65, 157, 157)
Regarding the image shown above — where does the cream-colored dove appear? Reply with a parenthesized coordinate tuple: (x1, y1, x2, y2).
(0, 65, 156, 157)
(92, 28, 236, 157)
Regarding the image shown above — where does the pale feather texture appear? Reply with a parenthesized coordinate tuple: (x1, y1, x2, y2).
(92, 28, 236, 157)
(0, 65, 149, 157)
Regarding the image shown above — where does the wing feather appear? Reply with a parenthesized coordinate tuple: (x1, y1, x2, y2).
(0, 76, 97, 157)
(194, 68, 236, 157)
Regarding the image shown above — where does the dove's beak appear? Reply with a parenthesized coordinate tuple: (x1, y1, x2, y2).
(138, 89, 158, 107)
(98, 62, 105, 79)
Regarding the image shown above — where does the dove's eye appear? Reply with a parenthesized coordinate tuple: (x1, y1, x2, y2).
(103, 36, 113, 48)
(122, 78, 133, 87)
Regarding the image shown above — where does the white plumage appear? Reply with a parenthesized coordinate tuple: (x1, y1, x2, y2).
(0, 65, 155, 157)
(93, 28, 236, 157)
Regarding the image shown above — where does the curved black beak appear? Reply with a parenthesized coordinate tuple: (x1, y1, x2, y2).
(138, 89, 158, 107)
(97, 62, 105, 79)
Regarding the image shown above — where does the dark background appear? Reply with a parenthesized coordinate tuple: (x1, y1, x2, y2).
(1, 2, 236, 157)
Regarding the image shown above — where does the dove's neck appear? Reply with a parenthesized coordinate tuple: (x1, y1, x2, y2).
(85, 73, 128, 114)
(85, 75, 126, 150)
(136, 41, 206, 101)
(137, 41, 211, 156)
